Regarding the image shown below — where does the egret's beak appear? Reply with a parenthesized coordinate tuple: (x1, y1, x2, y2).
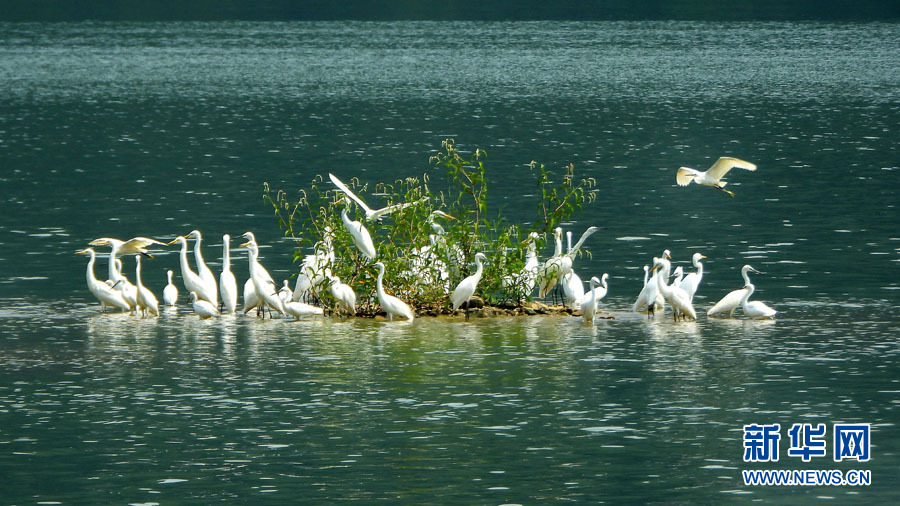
(664, 252, 672, 259)
(141, 252, 154, 259)
(434, 210, 457, 221)
(166, 236, 184, 246)
(75, 249, 89, 255)
(649, 264, 659, 274)
(239, 242, 251, 248)
(700, 255, 708, 259)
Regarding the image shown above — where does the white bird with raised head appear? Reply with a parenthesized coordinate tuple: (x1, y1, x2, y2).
(163, 269, 178, 307)
(329, 275, 356, 316)
(742, 281, 777, 320)
(189, 230, 218, 307)
(580, 276, 603, 323)
(76, 248, 130, 312)
(653, 255, 696, 321)
(372, 262, 414, 322)
(678, 252, 707, 302)
(707, 265, 763, 318)
(538, 226, 599, 299)
(240, 232, 285, 317)
(340, 203, 377, 261)
(134, 255, 159, 317)
(169, 235, 217, 305)
(676, 156, 757, 197)
(450, 252, 486, 319)
(219, 234, 238, 314)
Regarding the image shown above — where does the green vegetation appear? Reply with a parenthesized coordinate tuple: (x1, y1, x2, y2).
(263, 139, 596, 316)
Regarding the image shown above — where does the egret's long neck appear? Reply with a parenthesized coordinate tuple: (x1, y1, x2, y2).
(656, 261, 672, 297)
(742, 268, 752, 287)
(193, 236, 206, 270)
(86, 251, 97, 283)
(179, 240, 194, 277)
(643, 267, 649, 287)
(553, 234, 562, 257)
(696, 259, 704, 278)
(167, 270, 173, 284)
(474, 257, 484, 280)
(375, 267, 384, 295)
(135, 257, 144, 288)
(223, 242, 231, 272)
(108, 247, 120, 281)
(742, 283, 756, 304)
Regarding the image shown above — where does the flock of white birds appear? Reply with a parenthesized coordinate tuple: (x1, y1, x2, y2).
(75, 157, 776, 323)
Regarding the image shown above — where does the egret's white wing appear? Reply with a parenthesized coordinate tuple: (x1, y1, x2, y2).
(676, 167, 699, 186)
(706, 157, 756, 181)
(706, 287, 747, 316)
(368, 197, 428, 221)
(329, 173, 374, 216)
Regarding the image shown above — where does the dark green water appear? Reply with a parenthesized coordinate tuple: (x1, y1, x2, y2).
(1, 21, 898, 503)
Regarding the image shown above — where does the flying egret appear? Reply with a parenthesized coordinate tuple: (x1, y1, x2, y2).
(134, 255, 159, 317)
(189, 230, 218, 307)
(372, 262, 414, 322)
(501, 232, 541, 300)
(580, 276, 602, 323)
(328, 275, 356, 316)
(329, 172, 427, 222)
(676, 156, 757, 197)
(340, 203, 376, 261)
(163, 269, 178, 307)
(219, 234, 238, 314)
(538, 226, 600, 299)
(89, 236, 167, 257)
(653, 255, 696, 321)
(169, 236, 217, 305)
(240, 232, 285, 317)
(190, 291, 220, 319)
(742, 281, 777, 320)
(450, 252, 487, 319)
(678, 253, 707, 302)
(707, 265, 764, 318)
(284, 301, 325, 319)
(75, 248, 130, 312)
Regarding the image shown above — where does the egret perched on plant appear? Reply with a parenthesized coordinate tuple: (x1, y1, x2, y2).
(707, 265, 766, 318)
(538, 226, 600, 299)
(240, 232, 285, 317)
(340, 201, 377, 261)
(451, 252, 487, 319)
(329, 172, 427, 222)
(678, 252, 707, 302)
(133, 255, 159, 317)
(501, 232, 541, 299)
(372, 262, 414, 322)
(219, 234, 238, 314)
(292, 226, 335, 301)
(76, 248, 131, 312)
(190, 291, 220, 319)
(163, 269, 178, 307)
(652, 255, 696, 321)
(676, 156, 757, 197)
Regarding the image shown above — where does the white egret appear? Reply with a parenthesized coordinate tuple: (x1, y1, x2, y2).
(538, 226, 599, 299)
(676, 156, 757, 197)
(678, 253, 707, 302)
(219, 234, 238, 314)
(580, 276, 602, 323)
(189, 230, 218, 307)
(240, 232, 285, 317)
(672, 266, 685, 287)
(329, 172, 427, 222)
(577, 272, 609, 311)
(75, 248, 130, 312)
(653, 255, 696, 321)
(500, 232, 541, 299)
(279, 280, 292, 303)
(168, 236, 217, 305)
(634, 252, 668, 317)
(340, 204, 376, 261)
(292, 226, 335, 301)
(89, 238, 146, 312)
(407, 234, 450, 292)
(284, 301, 325, 319)
(163, 269, 178, 307)
(450, 252, 487, 319)
(89, 236, 167, 257)
(242, 278, 261, 315)
(190, 291, 220, 319)
(328, 275, 356, 316)
(111, 258, 138, 313)
(742, 281, 777, 320)
(707, 265, 765, 318)
(134, 255, 159, 317)
(372, 262, 414, 322)
(562, 231, 585, 308)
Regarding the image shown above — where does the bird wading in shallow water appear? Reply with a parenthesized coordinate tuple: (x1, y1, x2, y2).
(707, 265, 764, 318)
(450, 252, 487, 320)
(676, 157, 757, 197)
(372, 262, 414, 322)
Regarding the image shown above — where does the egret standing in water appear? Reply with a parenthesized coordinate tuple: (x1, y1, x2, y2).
(163, 269, 178, 307)
(134, 255, 159, 317)
(676, 156, 757, 197)
(450, 252, 487, 320)
(653, 255, 696, 321)
(372, 262, 414, 322)
(580, 276, 603, 323)
(189, 230, 218, 307)
(707, 265, 763, 318)
(328, 275, 356, 316)
(169, 235, 217, 305)
(190, 291, 220, 319)
(219, 234, 238, 314)
(538, 226, 599, 300)
(678, 252, 707, 302)
(76, 248, 130, 312)
(240, 232, 285, 318)
(742, 281, 777, 320)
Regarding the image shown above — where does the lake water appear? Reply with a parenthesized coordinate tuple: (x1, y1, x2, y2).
(1, 21, 898, 503)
